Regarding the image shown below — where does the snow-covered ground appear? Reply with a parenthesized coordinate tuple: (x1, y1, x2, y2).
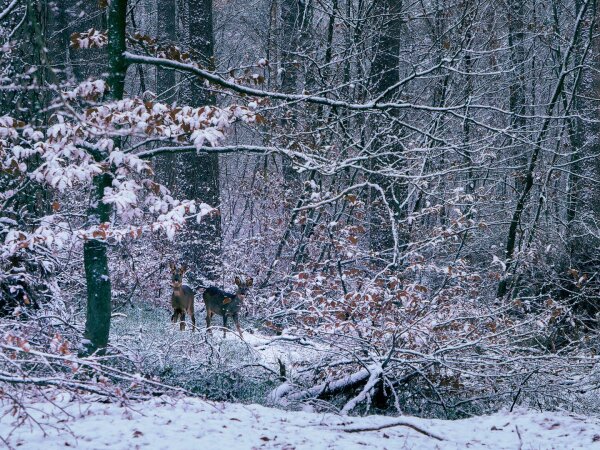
(3, 394, 600, 449)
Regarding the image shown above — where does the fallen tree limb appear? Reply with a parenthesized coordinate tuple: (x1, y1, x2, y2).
(340, 364, 382, 414)
(268, 367, 371, 405)
(339, 421, 445, 441)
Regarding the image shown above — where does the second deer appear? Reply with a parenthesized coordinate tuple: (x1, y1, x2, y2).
(169, 262, 196, 331)
(203, 276, 253, 338)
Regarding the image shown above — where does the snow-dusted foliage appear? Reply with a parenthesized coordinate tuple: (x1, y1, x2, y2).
(3, 0, 600, 446)
(1, 79, 256, 254)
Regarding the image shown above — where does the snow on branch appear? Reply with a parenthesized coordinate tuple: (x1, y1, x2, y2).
(0, 78, 257, 259)
(0, 0, 20, 22)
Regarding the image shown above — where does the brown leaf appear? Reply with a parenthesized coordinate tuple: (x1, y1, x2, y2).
(69, 33, 81, 49)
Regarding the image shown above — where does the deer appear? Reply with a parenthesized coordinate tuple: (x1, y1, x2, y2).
(203, 276, 253, 338)
(169, 262, 196, 331)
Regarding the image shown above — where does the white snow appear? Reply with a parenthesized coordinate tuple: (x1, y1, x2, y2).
(2, 394, 600, 449)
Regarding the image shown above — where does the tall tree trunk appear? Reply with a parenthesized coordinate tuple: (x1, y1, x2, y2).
(157, 0, 178, 103)
(173, 0, 221, 283)
(153, 0, 179, 201)
(46, 0, 71, 82)
(279, 0, 313, 184)
(280, 0, 311, 93)
(566, 0, 600, 278)
(82, 0, 127, 354)
(507, 0, 528, 191)
(566, 0, 594, 228)
(496, 0, 591, 297)
(368, 0, 403, 265)
(83, 173, 113, 355)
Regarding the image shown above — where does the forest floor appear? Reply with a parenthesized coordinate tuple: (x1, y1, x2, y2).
(2, 393, 600, 449)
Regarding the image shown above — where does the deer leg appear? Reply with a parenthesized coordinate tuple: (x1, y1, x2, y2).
(205, 311, 212, 335)
(190, 307, 196, 332)
(171, 310, 178, 323)
(180, 310, 186, 331)
(233, 314, 243, 339)
(222, 314, 228, 338)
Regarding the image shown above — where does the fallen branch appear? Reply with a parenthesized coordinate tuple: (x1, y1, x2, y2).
(340, 364, 382, 414)
(268, 366, 371, 405)
(339, 421, 445, 441)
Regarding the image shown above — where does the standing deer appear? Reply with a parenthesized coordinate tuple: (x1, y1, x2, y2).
(169, 262, 196, 331)
(203, 276, 253, 338)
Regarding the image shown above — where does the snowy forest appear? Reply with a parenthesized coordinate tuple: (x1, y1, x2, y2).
(2, 0, 600, 448)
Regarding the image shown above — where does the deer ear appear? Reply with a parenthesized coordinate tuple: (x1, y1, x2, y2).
(169, 261, 176, 272)
(181, 264, 188, 273)
(234, 276, 241, 286)
(246, 277, 253, 287)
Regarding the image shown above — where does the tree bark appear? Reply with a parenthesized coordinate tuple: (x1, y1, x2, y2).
(280, 0, 311, 93)
(83, 173, 113, 354)
(82, 0, 127, 354)
(507, 0, 528, 191)
(368, 0, 403, 264)
(157, 0, 178, 104)
(153, 0, 179, 205)
(174, 0, 221, 283)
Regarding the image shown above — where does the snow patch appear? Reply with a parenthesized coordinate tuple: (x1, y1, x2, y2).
(2, 395, 600, 449)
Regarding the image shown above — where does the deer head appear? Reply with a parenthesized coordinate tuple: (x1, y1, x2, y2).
(232, 276, 253, 302)
(169, 262, 188, 289)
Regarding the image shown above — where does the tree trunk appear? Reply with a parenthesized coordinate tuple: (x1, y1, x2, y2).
(496, 0, 591, 297)
(280, 0, 311, 93)
(507, 0, 528, 191)
(82, 0, 127, 355)
(157, 0, 178, 104)
(368, 0, 403, 264)
(279, 0, 313, 185)
(172, 0, 221, 283)
(153, 0, 179, 203)
(83, 173, 113, 354)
